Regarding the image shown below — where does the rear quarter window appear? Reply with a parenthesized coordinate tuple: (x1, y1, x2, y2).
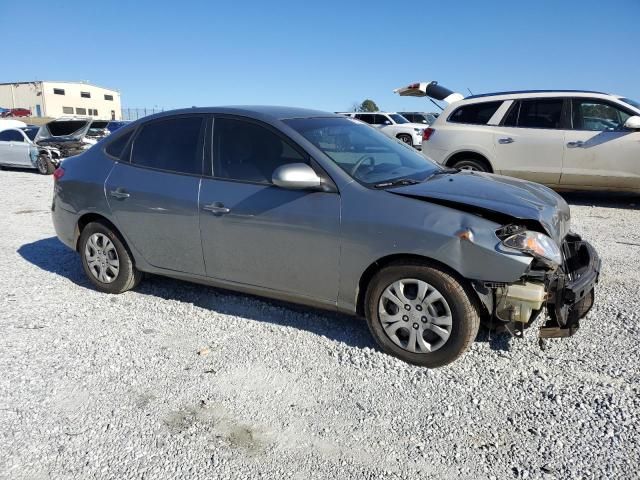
(448, 101, 503, 125)
(105, 130, 134, 159)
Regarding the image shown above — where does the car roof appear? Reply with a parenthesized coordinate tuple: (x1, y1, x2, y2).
(463, 90, 610, 100)
(143, 106, 339, 122)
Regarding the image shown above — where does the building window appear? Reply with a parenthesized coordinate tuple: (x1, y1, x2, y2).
(76, 107, 87, 115)
(104, 94, 114, 101)
(81, 91, 91, 98)
(54, 88, 65, 95)
(62, 106, 74, 114)
(91, 109, 99, 116)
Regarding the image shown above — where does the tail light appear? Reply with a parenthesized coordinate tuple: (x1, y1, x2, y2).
(422, 128, 435, 141)
(53, 167, 65, 181)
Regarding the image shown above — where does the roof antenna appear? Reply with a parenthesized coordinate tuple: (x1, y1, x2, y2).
(467, 88, 474, 95)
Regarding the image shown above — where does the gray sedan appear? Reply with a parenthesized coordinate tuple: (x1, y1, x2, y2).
(51, 106, 600, 367)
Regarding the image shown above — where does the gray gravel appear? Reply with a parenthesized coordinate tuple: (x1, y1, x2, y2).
(1, 168, 639, 480)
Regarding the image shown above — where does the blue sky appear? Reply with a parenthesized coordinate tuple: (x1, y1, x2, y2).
(2, 0, 639, 112)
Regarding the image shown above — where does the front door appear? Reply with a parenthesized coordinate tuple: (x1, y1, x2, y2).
(105, 115, 206, 275)
(491, 98, 566, 185)
(0, 129, 32, 167)
(561, 98, 640, 189)
(199, 116, 341, 303)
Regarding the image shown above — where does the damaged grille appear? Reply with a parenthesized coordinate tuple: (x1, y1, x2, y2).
(560, 233, 591, 282)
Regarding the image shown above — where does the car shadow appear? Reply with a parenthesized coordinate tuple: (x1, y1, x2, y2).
(17, 237, 376, 350)
(18, 237, 511, 353)
(0, 166, 40, 175)
(561, 191, 639, 209)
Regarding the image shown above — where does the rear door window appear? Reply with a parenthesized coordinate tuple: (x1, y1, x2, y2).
(516, 99, 564, 129)
(355, 114, 375, 124)
(448, 101, 502, 125)
(131, 116, 204, 174)
(372, 114, 390, 125)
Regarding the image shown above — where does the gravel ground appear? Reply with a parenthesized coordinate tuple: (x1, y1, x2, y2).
(1, 168, 639, 480)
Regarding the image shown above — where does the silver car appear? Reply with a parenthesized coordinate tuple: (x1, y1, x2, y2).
(52, 107, 600, 367)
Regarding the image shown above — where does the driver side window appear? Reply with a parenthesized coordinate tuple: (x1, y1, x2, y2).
(572, 99, 630, 131)
(212, 117, 308, 184)
(0, 130, 25, 142)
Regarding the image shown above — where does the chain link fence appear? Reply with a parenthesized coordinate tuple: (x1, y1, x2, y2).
(120, 107, 169, 121)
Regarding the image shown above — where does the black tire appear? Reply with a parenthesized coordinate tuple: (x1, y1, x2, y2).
(78, 221, 142, 294)
(397, 134, 413, 147)
(36, 155, 56, 175)
(451, 158, 490, 172)
(364, 263, 480, 368)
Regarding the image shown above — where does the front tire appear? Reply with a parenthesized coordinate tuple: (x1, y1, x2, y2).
(36, 155, 55, 175)
(364, 264, 480, 368)
(79, 222, 142, 294)
(451, 158, 489, 172)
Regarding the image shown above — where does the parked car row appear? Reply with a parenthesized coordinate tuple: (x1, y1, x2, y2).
(395, 82, 640, 191)
(0, 118, 130, 173)
(51, 106, 600, 367)
(336, 111, 430, 149)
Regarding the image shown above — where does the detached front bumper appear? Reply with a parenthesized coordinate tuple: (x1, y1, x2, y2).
(540, 236, 600, 338)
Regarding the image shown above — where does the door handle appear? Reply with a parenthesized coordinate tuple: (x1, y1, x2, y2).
(567, 141, 584, 148)
(203, 203, 230, 215)
(109, 188, 130, 199)
(498, 137, 514, 144)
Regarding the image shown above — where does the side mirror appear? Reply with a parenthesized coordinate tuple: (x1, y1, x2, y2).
(272, 163, 322, 190)
(624, 115, 640, 130)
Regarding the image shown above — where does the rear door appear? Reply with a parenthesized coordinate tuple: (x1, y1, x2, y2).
(561, 98, 640, 189)
(491, 98, 566, 185)
(198, 115, 341, 303)
(105, 115, 206, 275)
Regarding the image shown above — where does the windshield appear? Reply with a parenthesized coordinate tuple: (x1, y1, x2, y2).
(23, 127, 39, 141)
(389, 114, 409, 124)
(284, 117, 439, 185)
(620, 97, 640, 110)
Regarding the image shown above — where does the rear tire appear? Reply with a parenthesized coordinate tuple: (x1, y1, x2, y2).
(397, 134, 413, 147)
(451, 158, 490, 172)
(79, 221, 142, 294)
(364, 264, 480, 368)
(36, 155, 55, 175)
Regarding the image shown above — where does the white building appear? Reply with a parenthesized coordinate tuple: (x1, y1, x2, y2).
(0, 81, 122, 120)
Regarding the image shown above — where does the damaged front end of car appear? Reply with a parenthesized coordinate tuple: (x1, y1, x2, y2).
(476, 226, 600, 340)
(35, 118, 109, 159)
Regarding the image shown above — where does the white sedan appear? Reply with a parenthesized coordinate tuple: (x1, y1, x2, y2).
(0, 123, 61, 174)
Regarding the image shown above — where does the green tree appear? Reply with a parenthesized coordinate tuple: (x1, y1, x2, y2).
(359, 99, 379, 112)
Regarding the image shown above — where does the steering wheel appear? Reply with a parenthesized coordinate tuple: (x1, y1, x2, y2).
(350, 154, 375, 177)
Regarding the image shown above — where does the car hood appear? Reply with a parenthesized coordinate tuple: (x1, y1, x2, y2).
(35, 118, 93, 143)
(388, 171, 571, 244)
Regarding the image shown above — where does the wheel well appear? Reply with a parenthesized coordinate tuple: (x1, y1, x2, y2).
(75, 213, 121, 251)
(396, 133, 412, 139)
(355, 254, 481, 318)
(445, 152, 493, 172)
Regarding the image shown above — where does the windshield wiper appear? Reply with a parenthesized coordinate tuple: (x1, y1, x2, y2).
(423, 167, 459, 181)
(374, 178, 421, 189)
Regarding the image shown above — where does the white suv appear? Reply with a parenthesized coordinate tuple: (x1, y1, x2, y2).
(396, 85, 640, 191)
(337, 112, 426, 149)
